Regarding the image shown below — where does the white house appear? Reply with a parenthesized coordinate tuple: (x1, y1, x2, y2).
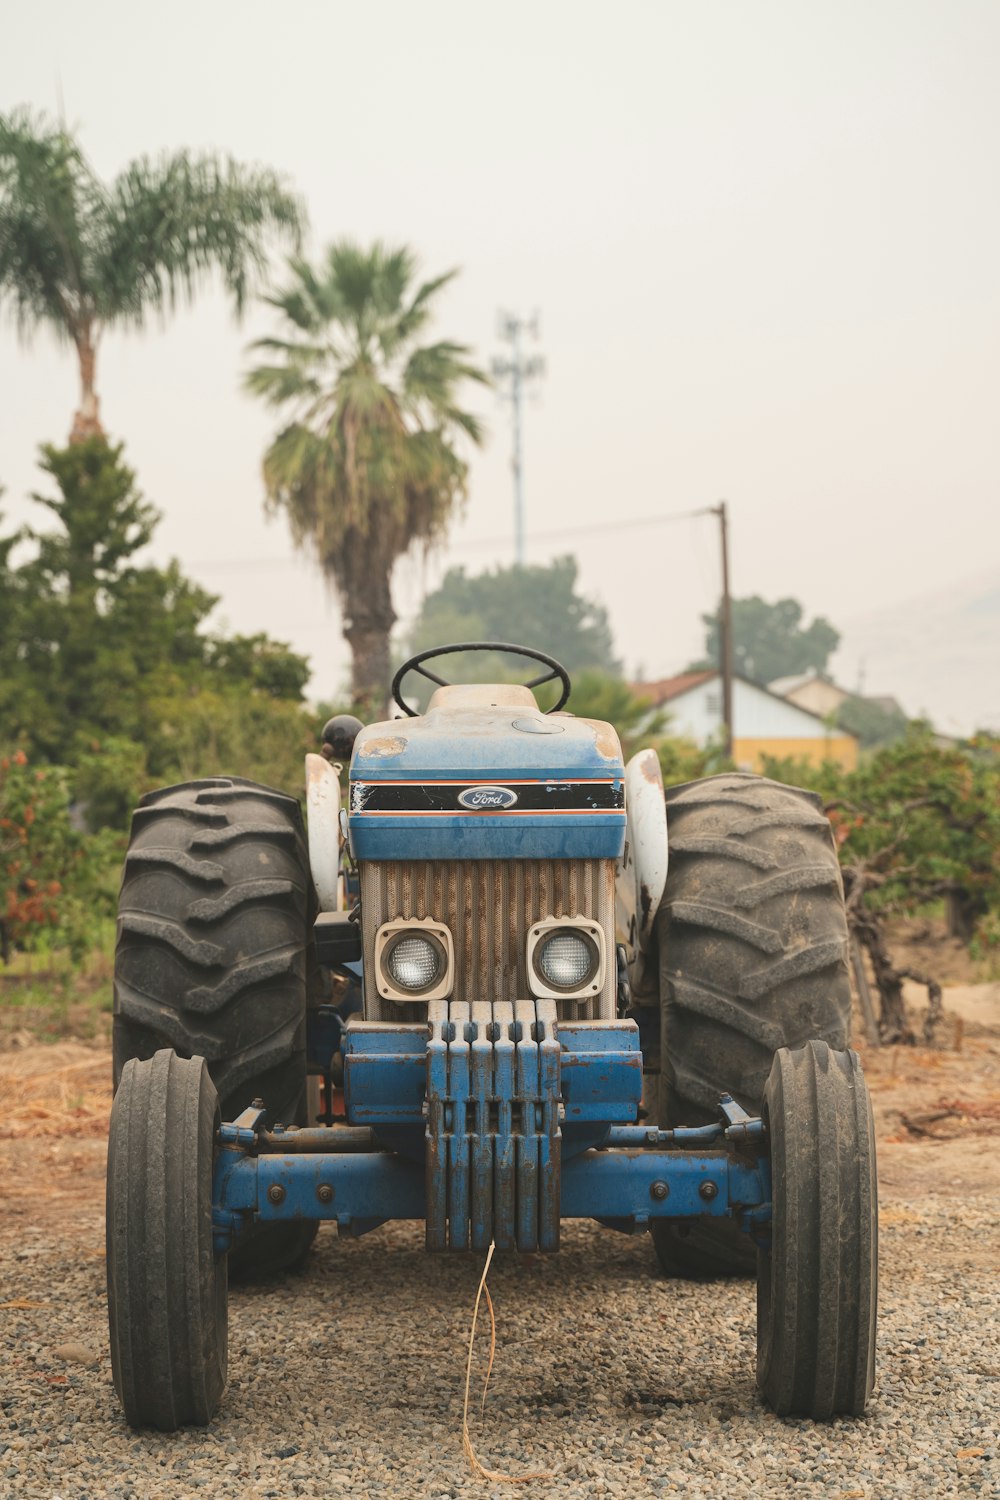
(633, 670, 859, 772)
(767, 671, 851, 719)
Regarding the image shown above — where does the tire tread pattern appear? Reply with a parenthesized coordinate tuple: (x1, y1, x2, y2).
(659, 773, 851, 1123)
(113, 776, 318, 1276)
(113, 777, 310, 1122)
(757, 1040, 877, 1418)
(107, 1050, 227, 1429)
(652, 772, 852, 1279)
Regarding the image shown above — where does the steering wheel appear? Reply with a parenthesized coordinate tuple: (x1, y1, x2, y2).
(391, 641, 572, 718)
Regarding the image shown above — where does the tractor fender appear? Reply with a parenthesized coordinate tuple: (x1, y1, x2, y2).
(305, 752, 342, 912)
(616, 748, 668, 965)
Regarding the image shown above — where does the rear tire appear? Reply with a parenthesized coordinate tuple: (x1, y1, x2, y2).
(757, 1041, 877, 1418)
(651, 773, 851, 1278)
(113, 776, 317, 1275)
(107, 1050, 228, 1429)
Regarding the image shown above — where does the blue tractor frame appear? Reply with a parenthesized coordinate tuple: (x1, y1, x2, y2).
(212, 1008, 771, 1256)
(107, 642, 877, 1433)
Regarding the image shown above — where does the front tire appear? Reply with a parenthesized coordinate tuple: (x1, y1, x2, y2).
(757, 1041, 877, 1418)
(107, 1050, 228, 1429)
(113, 776, 316, 1274)
(651, 773, 851, 1278)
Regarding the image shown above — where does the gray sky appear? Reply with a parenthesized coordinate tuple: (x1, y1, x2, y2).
(2, 1, 998, 731)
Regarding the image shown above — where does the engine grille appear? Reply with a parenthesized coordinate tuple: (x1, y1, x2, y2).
(360, 859, 617, 1022)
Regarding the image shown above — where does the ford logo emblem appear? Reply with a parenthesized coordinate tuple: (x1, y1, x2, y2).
(458, 785, 519, 811)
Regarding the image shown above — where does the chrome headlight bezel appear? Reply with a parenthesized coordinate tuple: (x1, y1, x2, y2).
(526, 916, 606, 1000)
(374, 918, 455, 1003)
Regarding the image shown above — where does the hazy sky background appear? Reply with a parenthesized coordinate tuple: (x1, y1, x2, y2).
(2, 1, 998, 731)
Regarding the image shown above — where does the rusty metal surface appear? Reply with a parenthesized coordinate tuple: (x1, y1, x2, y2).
(469, 999, 494, 1251)
(424, 999, 448, 1250)
(423, 997, 563, 1253)
(579, 718, 626, 764)
(536, 998, 561, 1251)
(514, 997, 540, 1251)
(257, 1126, 377, 1153)
(361, 858, 617, 1022)
(358, 735, 408, 759)
(213, 1017, 768, 1262)
(493, 999, 516, 1248)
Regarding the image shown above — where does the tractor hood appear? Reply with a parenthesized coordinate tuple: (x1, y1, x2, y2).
(348, 701, 625, 862)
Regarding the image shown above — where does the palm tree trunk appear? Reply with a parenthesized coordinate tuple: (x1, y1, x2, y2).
(346, 619, 393, 716)
(70, 325, 104, 443)
(338, 545, 396, 716)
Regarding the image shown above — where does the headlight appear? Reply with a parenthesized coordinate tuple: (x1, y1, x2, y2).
(536, 931, 597, 990)
(386, 933, 443, 992)
(375, 920, 454, 1003)
(527, 918, 606, 999)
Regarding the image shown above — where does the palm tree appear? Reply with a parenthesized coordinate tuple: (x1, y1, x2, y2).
(0, 108, 303, 441)
(246, 242, 488, 708)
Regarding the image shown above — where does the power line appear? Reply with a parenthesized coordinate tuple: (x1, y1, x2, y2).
(451, 504, 713, 553)
(186, 504, 714, 573)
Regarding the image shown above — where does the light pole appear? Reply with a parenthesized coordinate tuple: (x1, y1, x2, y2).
(492, 312, 544, 565)
(710, 500, 735, 760)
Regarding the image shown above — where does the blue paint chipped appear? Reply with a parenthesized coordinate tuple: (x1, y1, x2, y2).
(349, 709, 625, 862)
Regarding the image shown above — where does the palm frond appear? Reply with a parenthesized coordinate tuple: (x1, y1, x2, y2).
(442, 408, 486, 444)
(263, 254, 346, 333)
(243, 362, 325, 409)
(0, 106, 99, 339)
(389, 269, 458, 350)
(247, 239, 488, 617)
(98, 151, 304, 326)
(402, 342, 489, 444)
(246, 335, 330, 362)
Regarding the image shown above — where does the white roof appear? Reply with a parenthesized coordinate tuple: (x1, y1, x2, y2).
(768, 671, 821, 696)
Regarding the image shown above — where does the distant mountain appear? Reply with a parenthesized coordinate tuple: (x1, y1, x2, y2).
(831, 567, 1000, 737)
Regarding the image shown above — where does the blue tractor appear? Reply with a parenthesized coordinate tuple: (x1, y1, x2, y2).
(107, 643, 876, 1430)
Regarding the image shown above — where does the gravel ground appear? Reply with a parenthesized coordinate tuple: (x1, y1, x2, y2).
(2, 1019, 999, 1499)
(2, 1178, 998, 1500)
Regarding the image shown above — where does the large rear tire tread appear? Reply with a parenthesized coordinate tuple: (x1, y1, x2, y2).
(757, 1040, 877, 1418)
(107, 1050, 228, 1430)
(113, 776, 317, 1276)
(652, 772, 851, 1279)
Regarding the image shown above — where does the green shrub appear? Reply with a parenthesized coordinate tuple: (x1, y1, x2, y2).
(0, 749, 122, 959)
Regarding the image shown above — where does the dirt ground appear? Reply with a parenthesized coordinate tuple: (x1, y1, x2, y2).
(1, 979, 998, 1498)
(1, 980, 998, 1248)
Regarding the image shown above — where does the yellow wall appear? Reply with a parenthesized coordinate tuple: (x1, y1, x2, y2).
(732, 735, 858, 773)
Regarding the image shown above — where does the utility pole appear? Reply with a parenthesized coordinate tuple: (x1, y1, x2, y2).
(710, 500, 735, 760)
(492, 313, 544, 565)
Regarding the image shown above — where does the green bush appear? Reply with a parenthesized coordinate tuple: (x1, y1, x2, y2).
(762, 729, 1000, 934)
(1, 749, 122, 959)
